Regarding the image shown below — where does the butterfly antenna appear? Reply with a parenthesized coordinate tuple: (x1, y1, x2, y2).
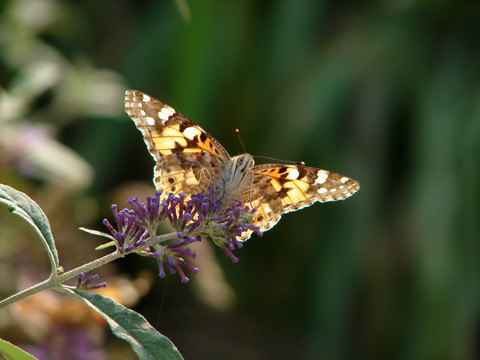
(254, 155, 305, 165)
(235, 129, 247, 153)
(235, 129, 304, 165)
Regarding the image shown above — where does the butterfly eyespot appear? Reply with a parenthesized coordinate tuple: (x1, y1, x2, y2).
(168, 177, 175, 184)
(171, 186, 177, 192)
(256, 215, 264, 222)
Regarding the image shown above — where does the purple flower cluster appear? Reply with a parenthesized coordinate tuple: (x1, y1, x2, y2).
(76, 272, 107, 290)
(102, 191, 262, 283)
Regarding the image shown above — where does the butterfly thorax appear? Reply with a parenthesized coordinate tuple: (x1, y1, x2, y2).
(214, 154, 254, 203)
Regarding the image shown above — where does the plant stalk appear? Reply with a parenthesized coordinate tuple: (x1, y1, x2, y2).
(0, 231, 178, 309)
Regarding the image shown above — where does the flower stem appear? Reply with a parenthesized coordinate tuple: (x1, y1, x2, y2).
(0, 231, 178, 309)
(56, 250, 122, 283)
(0, 276, 56, 309)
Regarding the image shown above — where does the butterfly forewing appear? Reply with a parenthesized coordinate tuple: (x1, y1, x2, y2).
(125, 90, 231, 200)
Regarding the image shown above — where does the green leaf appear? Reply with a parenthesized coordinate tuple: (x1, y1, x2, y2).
(0, 184, 59, 271)
(67, 289, 184, 360)
(79, 227, 117, 250)
(0, 338, 39, 360)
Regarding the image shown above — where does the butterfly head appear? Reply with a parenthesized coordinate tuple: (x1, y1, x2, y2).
(231, 154, 255, 176)
(232, 154, 255, 171)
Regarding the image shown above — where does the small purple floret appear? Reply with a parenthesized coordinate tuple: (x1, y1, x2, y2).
(221, 246, 239, 263)
(76, 273, 106, 290)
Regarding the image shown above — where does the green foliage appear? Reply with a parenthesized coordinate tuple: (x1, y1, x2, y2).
(69, 290, 184, 360)
(0, 339, 39, 360)
(0, 184, 59, 271)
(0, 184, 184, 360)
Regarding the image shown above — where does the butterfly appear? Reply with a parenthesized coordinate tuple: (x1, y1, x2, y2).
(125, 90, 360, 241)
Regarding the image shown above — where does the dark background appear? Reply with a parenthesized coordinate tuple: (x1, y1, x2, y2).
(1, 1, 480, 359)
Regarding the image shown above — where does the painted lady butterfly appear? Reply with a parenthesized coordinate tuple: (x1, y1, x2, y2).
(125, 90, 360, 241)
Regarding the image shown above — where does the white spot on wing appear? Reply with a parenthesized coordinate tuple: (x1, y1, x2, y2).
(142, 94, 151, 102)
(183, 126, 202, 140)
(315, 171, 329, 185)
(287, 168, 299, 179)
(158, 106, 175, 122)
(162, 105, 175, 116)
(146, 117, 155, 125)
(158, 111, 169, 122)
(140, 110, 146, 116)
(318, 188, 327, 193)
(341, 177, 349, 183)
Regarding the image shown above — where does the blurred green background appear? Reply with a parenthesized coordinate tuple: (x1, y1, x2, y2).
(1, 0, 480, 359)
